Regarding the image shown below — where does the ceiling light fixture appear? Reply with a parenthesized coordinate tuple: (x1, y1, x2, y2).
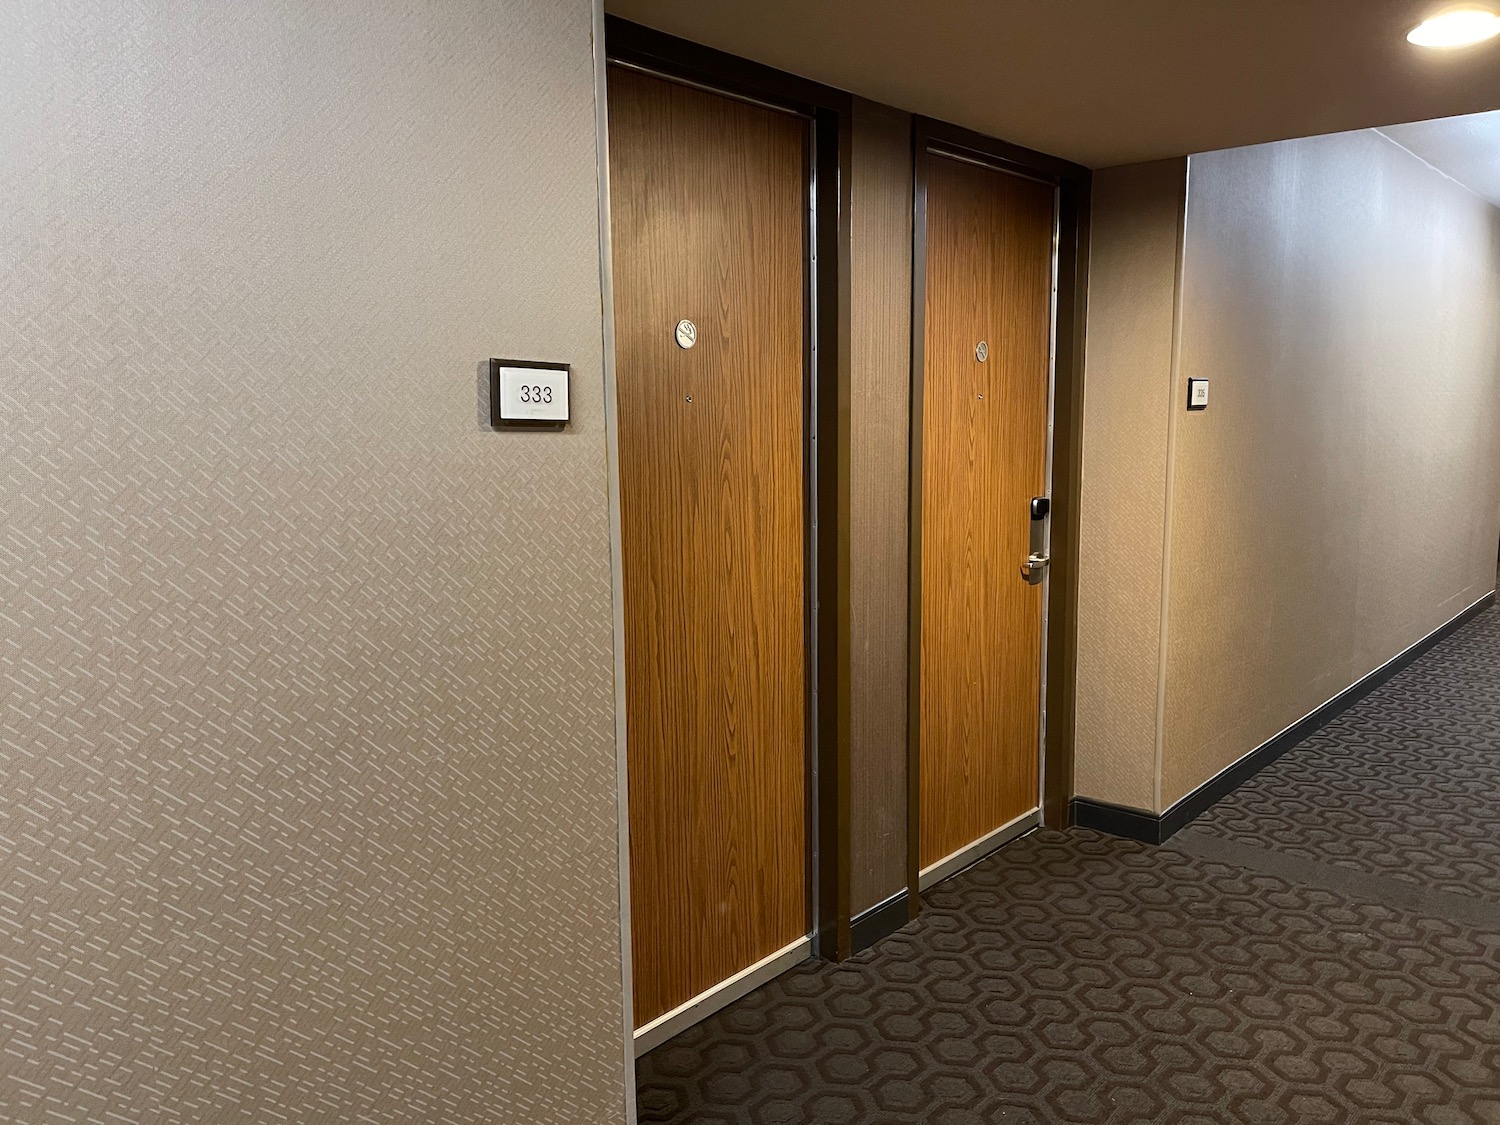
(1408, 6, 1500, 48)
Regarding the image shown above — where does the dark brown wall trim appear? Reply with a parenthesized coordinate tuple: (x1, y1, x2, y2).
(1069, 798, 1165, 845)
(605, 16, 854, 962)
(845, 97, 914, 920)
(907, 118, 1092, 914)
(607, 17, 851, 125)
(1073, 590, 1497, 846)
(850, 889, 912, 954)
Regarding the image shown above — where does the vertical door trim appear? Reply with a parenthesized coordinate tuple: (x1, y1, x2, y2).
(603, 18, 854, 1042)
(906, 118, 1091, 912)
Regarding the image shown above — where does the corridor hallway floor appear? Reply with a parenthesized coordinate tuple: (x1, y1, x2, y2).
(636, 598, 1500, 1124)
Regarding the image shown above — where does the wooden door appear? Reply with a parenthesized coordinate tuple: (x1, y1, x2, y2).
(919, 154, 1055, 870)
(608, 67, 809, 1027)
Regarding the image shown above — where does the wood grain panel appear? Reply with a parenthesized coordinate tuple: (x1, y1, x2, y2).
(848, 100, 914, 914)
(919, 154, 1054, 868)
(607, 67, 809, 1027)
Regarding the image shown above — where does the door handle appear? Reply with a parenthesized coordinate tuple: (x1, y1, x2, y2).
(1022, 496, 1049, 586)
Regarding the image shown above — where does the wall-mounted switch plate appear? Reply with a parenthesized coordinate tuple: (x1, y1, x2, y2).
(1187, 378, 1210, 411)
(490, 359, 570, 429)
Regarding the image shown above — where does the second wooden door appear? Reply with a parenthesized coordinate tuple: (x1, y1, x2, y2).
(919, 153, 1055, 872)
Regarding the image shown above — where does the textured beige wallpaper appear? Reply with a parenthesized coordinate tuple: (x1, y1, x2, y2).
(848, 99, 913, 914)
(1161, 131, 1500, 807)
(0, 2, 627, 1122)
(1073, 160, 1186, 812)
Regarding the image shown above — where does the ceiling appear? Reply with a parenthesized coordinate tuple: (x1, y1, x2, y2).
(605, 0, 1500, 168)
(1381, 110, 1500, 205)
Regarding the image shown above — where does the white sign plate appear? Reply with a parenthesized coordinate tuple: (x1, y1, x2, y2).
(497, 365, 569, 424)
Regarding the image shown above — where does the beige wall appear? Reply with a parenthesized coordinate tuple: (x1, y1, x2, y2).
(1074, 159, 1185, 811)
(1161, 131, 1500, 806)
(0, 2, 628, 1122)
(1075, 128, 1500, 815)
(848, 99, 913, 914)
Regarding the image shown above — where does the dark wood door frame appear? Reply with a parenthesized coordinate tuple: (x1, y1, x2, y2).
(906, 117, 1091, 912)
(605, 17, 854, 963)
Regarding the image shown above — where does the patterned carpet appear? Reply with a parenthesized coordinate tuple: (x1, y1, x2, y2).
(1186, 597, 1500, 900)
(637, 598, 1500, 1124)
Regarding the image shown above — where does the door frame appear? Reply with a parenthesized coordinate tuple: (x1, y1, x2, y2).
(905, 117, 1091, 906)
(601, 16, 854, 1050)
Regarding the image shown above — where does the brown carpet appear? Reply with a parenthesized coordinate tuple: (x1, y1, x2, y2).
(637, 600, 1500, 1124)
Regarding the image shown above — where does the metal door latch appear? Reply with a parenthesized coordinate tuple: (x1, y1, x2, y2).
(1021, 552, 1050, 584)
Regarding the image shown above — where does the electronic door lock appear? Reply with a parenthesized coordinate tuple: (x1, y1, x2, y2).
(1022, 495, 1050, 585)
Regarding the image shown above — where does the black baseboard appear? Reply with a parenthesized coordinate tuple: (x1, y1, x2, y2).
(850, 890, 911, 953)
(1071, 798, 1167, 844)
(1072, 591, 1495, 846)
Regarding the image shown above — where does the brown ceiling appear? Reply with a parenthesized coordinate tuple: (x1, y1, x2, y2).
(605, 0, 1500, 167)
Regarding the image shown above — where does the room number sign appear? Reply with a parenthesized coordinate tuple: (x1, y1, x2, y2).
(490, 359, 570, 429)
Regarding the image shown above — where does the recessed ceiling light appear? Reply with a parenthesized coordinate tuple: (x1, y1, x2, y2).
(1408, 6, 1500, 48)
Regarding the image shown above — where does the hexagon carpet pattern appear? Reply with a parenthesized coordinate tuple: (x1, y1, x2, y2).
(637, 599, 1500, 1124)
(1187, 597, 1500, 900)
